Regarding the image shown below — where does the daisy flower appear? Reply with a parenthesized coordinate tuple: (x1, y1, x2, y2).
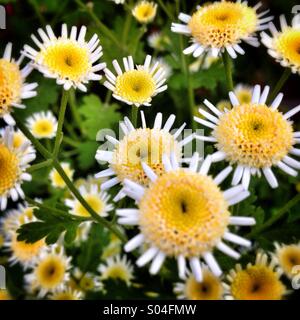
(49, 287, 83, 300)
(171, 1, 273, 59)
(98, 254, 134, 286)
(73, 268, 103, 292)
(95, 111, 193, 199)
(23, 24, 105, 91)
(272, 242, 300, 279)
(26, 111, 58, 139)
(103, 55, 167, 107)
(65, 183, 113, 218)
(234, 84, 253, 104)
(25, 245, 71, 298)
(0, 203, 36, 235)
(174, 267, 224, 300)
(261, 14, 300, 74)
(132, 1, 157, 24)
(4, 231, 45, 270)
(0, 127, 35, 156)
(147, 32, 169, 51)
(116, 152, 255, 281)
(224, 252, 287, 300)
(49, 162, 74, 188)
(0, 43, 38, 125)
(195, 85, 300, 189)
(0, 127, 36, 210)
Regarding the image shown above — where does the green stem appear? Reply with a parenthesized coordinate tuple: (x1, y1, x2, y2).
(53, 90, 69, 158)
(69, 89, 85, 136)
(27, 159, 53, 173)
(122, 10, 132, 54)
(25, 197, 91, 222)
(267, 68, 292, 104)
(63, 136, 80, 148)
(13, 116, 52, 159)
(52, 159, 127, 242)
(29, 0, 46, 26)
(75, 0, 123, 50)
(222, 50, 234, 92)
(131, 106, 138, 128)
(157, 0, 174, 20)
(13, 116, 127, 243)
(247, 193, 300, 238)
(133, 26, 147, 58)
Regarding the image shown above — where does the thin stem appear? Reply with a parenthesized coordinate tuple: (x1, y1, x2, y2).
(27, 159, 53, 173)
(133, 25, 147, 58)
(29, 0, 46, 26)
(52, 159, 127, 242)
(63, 136, 80, 148)
(247, 193, 300, 238)
(13, 114, 127, 243)
(69, 88, 85, 136)
(222, 50, 234, 92)
(131, 106, 138, 127)
(53, 90, 69, 158)
(157, 0, 174, 20)
(75, 0, 122, 50)
(13, 116, 52, 159)
(267, 68, 292, 104)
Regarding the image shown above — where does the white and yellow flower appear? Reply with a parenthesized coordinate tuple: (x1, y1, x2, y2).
(147, 32, 169, 51)
(98, 254, 134, 286)
(4, 231, 45, 270)
(0, 43, 38, 125)
(132, 1, 157, 24)
(174, 267, 224, 300)
(49, 287, 83, 300)
(0, 127, 36, 210)
(224, 252, 287, 300)
(65, 183, 113, 218)
(171, 1, 273, 59)
(26, 111, 58, 139)
(103, 55, 167, 107)
(25, 245, 71, 297)
(49, 162, 74, 189)
(95, 112, 193, 200)
(73, 268, 103, 292)
(272, 242, 300, 279)
(261, 15, 300, 74)
(23, 24, 105, 91)
(116, 152, 255, 281)
(195, 85, 300, 189)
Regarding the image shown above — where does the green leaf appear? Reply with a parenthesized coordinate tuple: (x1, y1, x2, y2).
(78, 94, 121, 140)
(77, 223, 110, 273)
(76, 141, 99, 170)
(17, 207, 85, 245)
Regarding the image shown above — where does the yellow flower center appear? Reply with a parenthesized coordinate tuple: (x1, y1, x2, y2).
(102, 265, 131, 283)
(50, 164, 73, 188)
(39, 40, 91, 82)
(188, 2, 258, 48)
(133, 2, 157, 23)
(13, 132, 26, 149)
(74, 194, 104, 217)
(274, 28, 300, 68)
(18, 208, 34, 225)
(0, 143, 19, 196)
(214, 103, 294, 168)
(236, 89, 252, 104)
(32, 119, 55, 138)
(115, 70, 156, 104)
(139, 170, 230, 257)
(230, 265, 286, 300)
(11, 235, 44, 263)
(79, 276, 95, 291)
(36, 255, 67, 289)
(277, 245, 300, 277)
(111, 128, 181, 185)
(0, 59, 22, 115)
(51, 292, 77, 300)
(185, 272, 224, 300)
